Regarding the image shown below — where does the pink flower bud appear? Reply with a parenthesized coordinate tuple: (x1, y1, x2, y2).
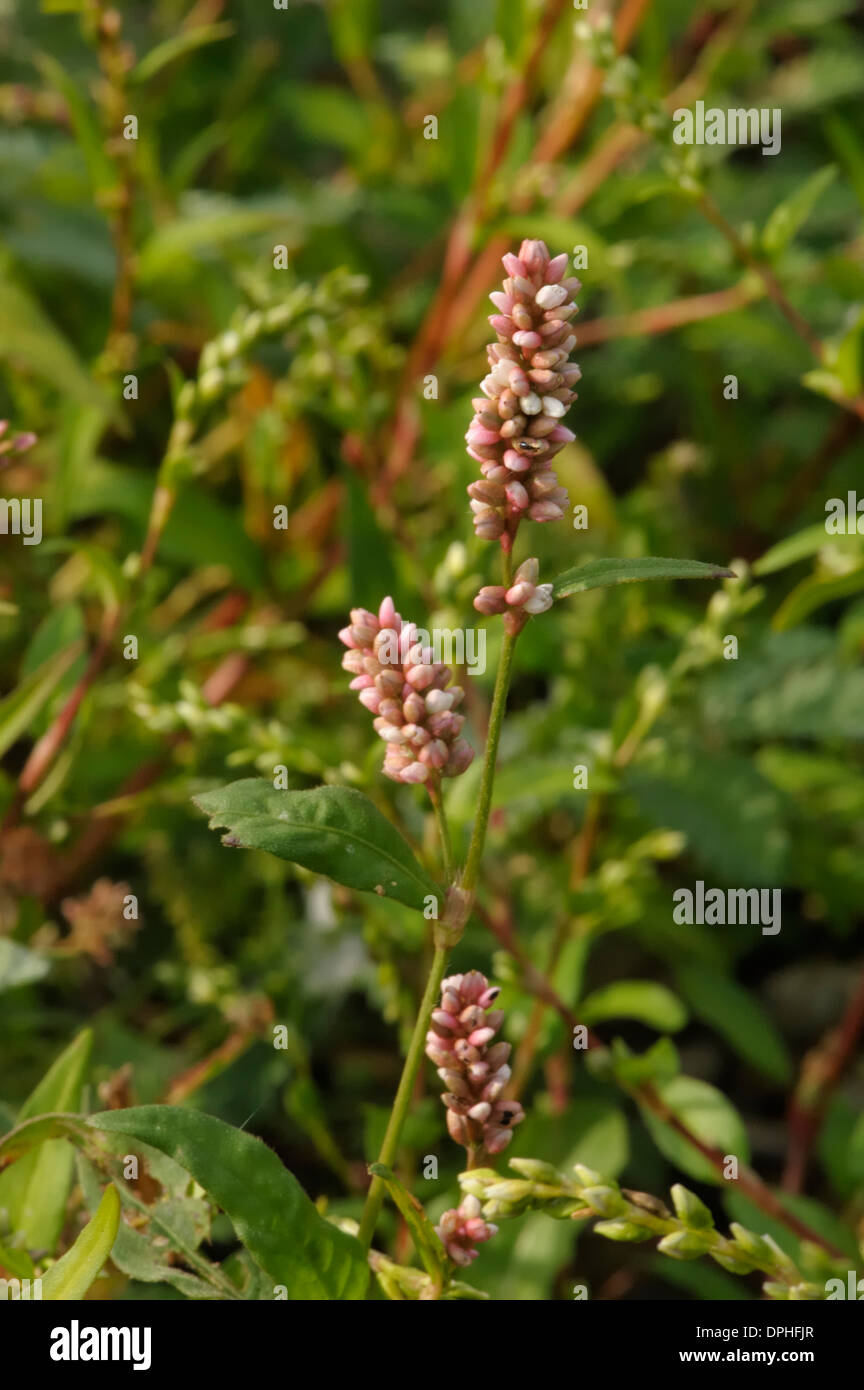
(474, 586, 508, 615)
(405, 762, 431, 784)
(483, 1126, 513, 1155)
(512, 330, 542, 351)
(405, 664, 435, 691)
(505, 481, 529, 511)
(468, 1101, 492, 1122)
(504, 580, 533, 606)
(444, 739, 474, 776)
(528, 500, 565, 521)
(519, 239, 549, 273)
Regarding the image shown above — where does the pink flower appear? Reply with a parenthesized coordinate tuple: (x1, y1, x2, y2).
(467, 240, 579, 549)
(339, 597, 474, 785)
(425, 969, 525, 1158)
(435, 1195, 498, 1266)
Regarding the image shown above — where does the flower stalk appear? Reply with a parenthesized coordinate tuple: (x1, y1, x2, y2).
(358, 942, 450, 1250)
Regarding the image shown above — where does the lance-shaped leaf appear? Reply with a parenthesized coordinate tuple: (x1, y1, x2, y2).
(40, 1184, 120, 1300)
(193, 780, 440, 913)
(0, 1113, 91, 1168)
(0, 1028, 92, 1252)
(89, 1106, 369, 1300)
(552, 556, 734, 600)
(369, 1163, 447, 1287)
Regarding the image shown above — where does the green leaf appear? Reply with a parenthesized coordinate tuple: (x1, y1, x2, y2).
(801, 366, 855, 404)
(581, 981, 687, 1033)
(327, 0, 378, 64)
(193, 780, 440, 913)
(824, 111, 864, 213)
(495, 0, 527, 58)
(562, 1099, 630, 1179)
(40, 1185, 120, 1300)
(639, 1076, 750, 1186)
(607, 1036, 680, 1087)
(89, 1106, 369, 1300)
(762, 166, 837, 257)
(35, 51, 112, 190)
(773, 566, 864, 631)
(754, 523, 862, 576)
(675, 964, 792, 1084)
(822, 306, 864, 396)
(0, 644, 83, 760)
(21, 603, 87, 684)
(625, 749, 789, 883)
(552, 556, 734, 600)
(0, 278, 108, 407)
(135, 194, 347, 284)
(0, 1243, 34, 1279)
(0, 940, 50, 994)
(496, 1210, 578, 1300)
(77, 1153, 225, 1300)
(0, 1114, 90, 1165)
(0, 1029, 92, 1252)
(820, 1102, 864, 1199)
(132, 22, 234, 84)
(700, 628, 864, 741)
(368, 1163, 447, 1284)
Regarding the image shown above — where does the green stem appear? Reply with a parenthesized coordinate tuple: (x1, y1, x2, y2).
(428, 782, 454, 882)
(461, 628, 518, 894)
(358, 942, 450, 1250)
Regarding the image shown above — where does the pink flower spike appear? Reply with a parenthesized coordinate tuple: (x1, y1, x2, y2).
(466, 240, 578, 544)
(341, 595, 475, 785)
(426, 970, 523, 1160)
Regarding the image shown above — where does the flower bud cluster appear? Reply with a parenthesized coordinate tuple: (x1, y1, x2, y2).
(467, 239, 580, 548)
(340, 596, 474, 785)
(458, 1161, 831, 1299)
(474, 557, 553, 634)
(435, 1194, 498, 1268)
(425, 969, 524, 1156)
